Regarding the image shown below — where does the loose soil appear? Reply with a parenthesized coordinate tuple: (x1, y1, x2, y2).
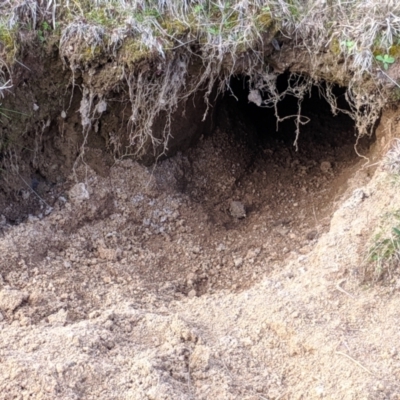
(1, 87, 400, 399)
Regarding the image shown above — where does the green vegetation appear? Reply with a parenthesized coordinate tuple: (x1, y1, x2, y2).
(376, 54, 396, 70)
(367, 212, 400, 282)
(365, 141, 400, 282)
(0, 23, 18, 64)
(37, 21, 52, 43)
(0, 105, 30, 121)
(342, 40, 356, 52)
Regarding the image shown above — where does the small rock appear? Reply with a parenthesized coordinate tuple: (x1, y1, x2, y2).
(234, 257, 243, 268)
(320, 161, 332, 173)
(376, 382, 385, 392)
(58, 196, 67, 204)
(188, 289, 197, 298)
(103, 340, 115, 350)
(27, 215, 39, 223)
(56, 363, 65, 375)
(44, 206, 53, 216)
(216, 243, 226, 252)
(276, 226, 289, 236)
(190, 345, 210, 371)
(48, 309, 68, 326)
(299, 246, 311, 254)
(96, 100, 107, 113)
(246, 248, 261, 259)
(229, 201, 246, 219)
(306, 230, 318, 241)
(343, 188, 368, 209)
(0, 288, 28, 312)
(68, 183, 90, 204)
(89, 310, 101, 319)
(104, 319, 114, 330)
(192, 246, 201, 254)
(248, 90, 262, 106)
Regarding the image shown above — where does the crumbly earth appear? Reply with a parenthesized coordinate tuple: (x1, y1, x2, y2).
(1, 106, 400, 399)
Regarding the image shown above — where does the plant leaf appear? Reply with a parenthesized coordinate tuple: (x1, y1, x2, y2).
(393, 227, 400, 236)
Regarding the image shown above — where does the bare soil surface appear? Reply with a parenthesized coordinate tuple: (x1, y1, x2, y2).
(1, 101, 400, 399)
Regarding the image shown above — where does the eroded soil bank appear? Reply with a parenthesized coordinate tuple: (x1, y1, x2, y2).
(3, 0, 400, 397)
(1, 61, 400, 398)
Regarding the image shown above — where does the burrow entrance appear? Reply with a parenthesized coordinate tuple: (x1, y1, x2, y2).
(0, 73, 379, 308)
(150, 74, 376, 293)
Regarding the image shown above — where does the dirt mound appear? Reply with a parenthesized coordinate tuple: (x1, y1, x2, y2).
(1, 104, 400, 398)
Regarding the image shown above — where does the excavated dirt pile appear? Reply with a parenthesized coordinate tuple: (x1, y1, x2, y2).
(1, 71, 400, 399)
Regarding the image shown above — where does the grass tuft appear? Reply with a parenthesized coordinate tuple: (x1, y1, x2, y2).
(366, 211, 400, 282)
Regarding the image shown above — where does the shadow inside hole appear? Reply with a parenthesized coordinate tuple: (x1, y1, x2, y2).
(216, 73, 375, 157)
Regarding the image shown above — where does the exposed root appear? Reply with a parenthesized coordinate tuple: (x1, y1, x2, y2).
(1, 0, 399, 160)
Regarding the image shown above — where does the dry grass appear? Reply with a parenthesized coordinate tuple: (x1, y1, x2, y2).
(366, 211, 400, 282)
(0, 0, 400, 157)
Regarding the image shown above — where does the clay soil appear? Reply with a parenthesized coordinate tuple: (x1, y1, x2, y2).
(1, 87, 400, 399)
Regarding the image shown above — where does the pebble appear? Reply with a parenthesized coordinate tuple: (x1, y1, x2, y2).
(56, 364, 65, 375)
(89, 310, 101, 319)
(192, 246, 201, 254)
(320, 161, 332, 173)
(277, 226, 289, 236)
(248, 89, 262, 106)
(104, 320, 114, 330)
(376, 382, 385, 392)
(306, 230, 318, 240)
(229, 201, 246, 219)
(68, 183, 90, 204)
(188, 289, 197, 298)
(48, 309, 69, 326)
(246, 248, 261, 259)
(0, 288, 28, 312)
(234, 258, 243, 268)
(216, 243, 225, 252)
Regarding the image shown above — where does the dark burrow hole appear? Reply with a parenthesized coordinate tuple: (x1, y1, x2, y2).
(215, 73, 375, 159)
(148, 73, 380, 293)
(172, 73, 378, 232)
(89, 69, 376, 297)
